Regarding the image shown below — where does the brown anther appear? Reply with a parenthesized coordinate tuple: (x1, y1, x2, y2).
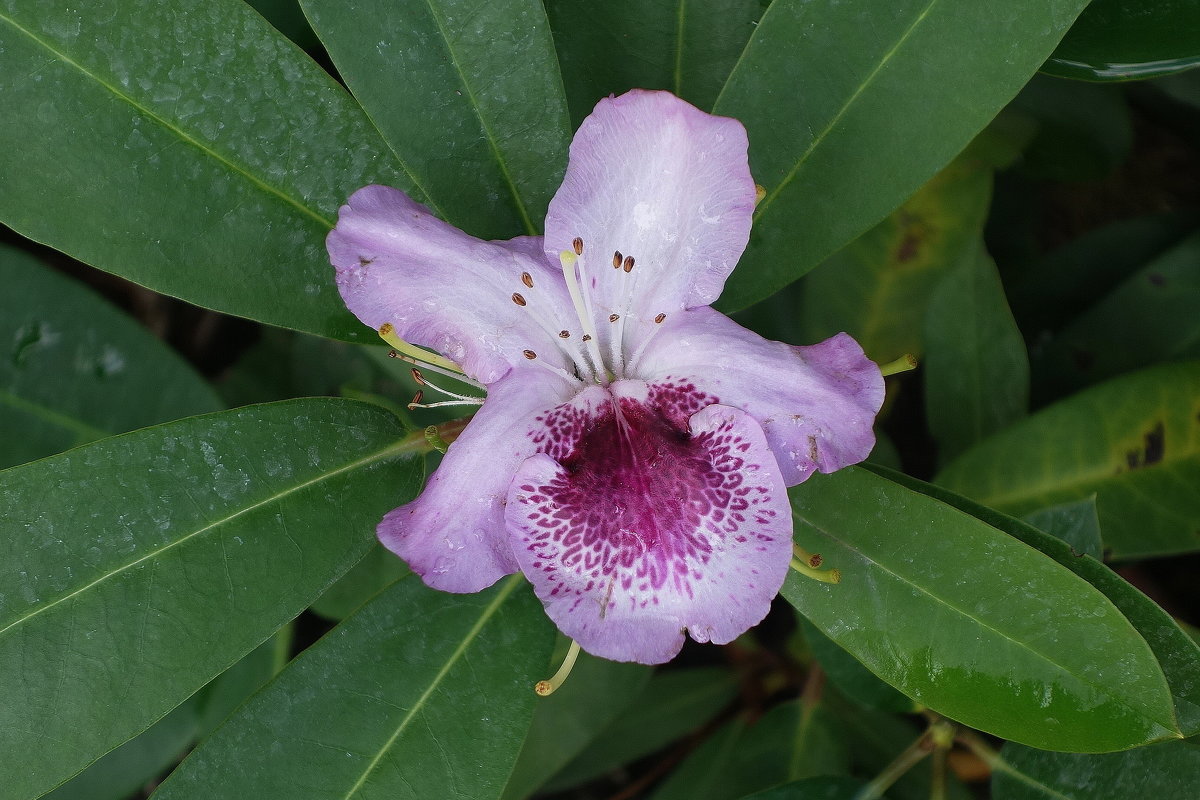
(622, 256, 634, 273)
(558, 330, 571, 338)
(572, 237, 584, 255)
(612, 250, 623, 269)
(407, 390, 424, 409)
(410, 368, 426, 385)
(581, 334, 592, 342)
(808, 553, 823, 568)
(609, 313, 619, 322)
(521, 272, 534, 288)
(523, 349, 537, 360)
(654, 313, 667, 324)
(512, 292, 527, 306)
(386, 350, 399, 359)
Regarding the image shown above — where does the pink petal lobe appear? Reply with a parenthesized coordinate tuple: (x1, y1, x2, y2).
(544, 91, 756, 329)
(506, 382, 791, 664)
(380, 368, 576, 593)
(633, 307, 884, 485)
(328, 185, 574, 384)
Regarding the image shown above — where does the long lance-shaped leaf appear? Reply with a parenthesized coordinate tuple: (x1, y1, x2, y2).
(301, 0, 571, 239)
(0, 0, 414, 342)
(713, 0, 1091, 310)
(0, 243, 221, 469)
(0, 399, 423, 800)
(154, 575, 555, 800)
(783, 467, 1179, 752)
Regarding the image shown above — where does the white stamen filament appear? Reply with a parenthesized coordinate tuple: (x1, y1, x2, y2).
(413, 370, 483, 404)
(409, 397, 484, 410)
(391, 352, 485, 391)
(560, 250, 608, 384)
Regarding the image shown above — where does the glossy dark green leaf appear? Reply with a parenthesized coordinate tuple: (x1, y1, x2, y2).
(712, 0, 1091, 311)
(992, 740, 1200, 799)
(155, 575, 554, 800)
(924, 246, 1029, 462)
(1045, 0, 1200, 82)
(784, 467, 1179, 752)
(650, 699, 848, 800)
(545, 666, 739, 791)
(547, 0, 764, 122)
(865, 463, 1200, 737)
(1008, 211, 1199, 340)
(502, 648, 651, 800)
(937, 362, 1200, 558)
(301, 0, 570, 239)
(0, 243, 221, 469)
(1023, 497, 1103, 560)
(1009, 76, 1132, 181)
(39, 698, 197, 800)
(195, 625, 293, 736)
(310, 542, 410, 620)
(800, 618, 916, 714)
(1031, 231, 1200, 399)
(0, 0, 409, 342)
(743, 776, 878, 800)
(0, 399, 423, 800)
(790, 156, 992, 363)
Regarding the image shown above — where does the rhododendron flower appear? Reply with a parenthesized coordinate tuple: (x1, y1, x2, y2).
(328, 90, 883, 664)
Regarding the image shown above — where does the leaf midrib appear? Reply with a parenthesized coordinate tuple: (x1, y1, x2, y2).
(340, 575, 520, 800)
(0, 436, 417, 640)
(750, 0, 943, 223)
(0, 387, 110, 442)
(790, 509, 1178, 734)
(0, 9, 334, 230)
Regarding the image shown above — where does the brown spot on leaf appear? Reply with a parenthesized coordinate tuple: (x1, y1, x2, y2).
(895, 232, 921, 263)
(1148, 272, 1166, 287)
(1126, 422, 1165, 470)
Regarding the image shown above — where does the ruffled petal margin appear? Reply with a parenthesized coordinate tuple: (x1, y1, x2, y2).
(328, 185, 575, 385)
(506, 400, 792, 664)
(634, 306, 884, 485)
(379, 368, 576, 593)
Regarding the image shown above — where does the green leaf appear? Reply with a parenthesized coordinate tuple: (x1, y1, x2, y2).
(1009, 76, 1132, 181)
(300, 0, 571, 238)
(649, 699, 848, 800)
(1007, 211, 1199, 340)
(0, 243, 221, 469)
(1045, 0, 1200, 82)
(1023, 497, 1104, 561)
(0, 399, 423, 800)
(39, 699, 198, 800)
(936, 362, 1200, 558)
(784, 467, 1179, 752)
(195, 625, 294, 736)
(790, 155, 992, 364)
(800, 618, 917, 714)
(502, 648, 651, 800)
(547, 0, 764, 121)
(1030, 231, 1200, 399)
(0, 0, 410, 341)
(992, 740, 1200, 799)
(545, 666, 739, 792)
(310, 542, 410, 620)
(743, 776, 878, 800)
(154, 575, 554, 800)
(924, 245, 1029, 462)
(864, 463, 1200, 737)
(712, 0, 1091, 310)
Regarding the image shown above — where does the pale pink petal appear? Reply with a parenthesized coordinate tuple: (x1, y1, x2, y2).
(380, 367, 576, 593)
(506, 382, 792, 664)
(544, 91, 756, 341)
(633, 307, 884, 485)
(328, 185, 576, 384)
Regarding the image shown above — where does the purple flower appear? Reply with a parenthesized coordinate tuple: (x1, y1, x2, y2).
(327, 90, 883, 664)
